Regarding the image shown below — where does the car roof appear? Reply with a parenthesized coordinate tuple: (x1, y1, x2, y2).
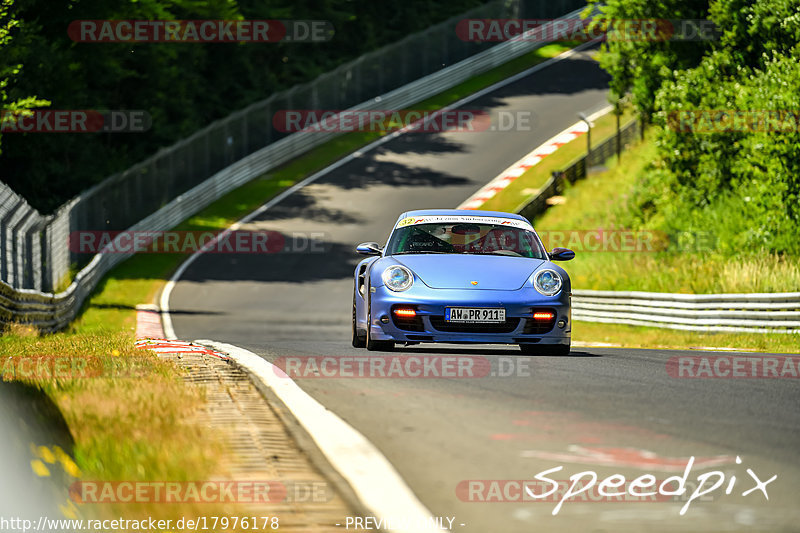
(396, 209, 530, 223)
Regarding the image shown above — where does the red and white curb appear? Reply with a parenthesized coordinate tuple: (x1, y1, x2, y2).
(135, 304, 164, 340)
(134, 339, 230, 360)
(458, 105, 613, 210)
(134, 304, 228, 359)
(196, 340, 442, 533)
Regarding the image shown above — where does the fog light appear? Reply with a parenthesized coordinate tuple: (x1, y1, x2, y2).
(380, 315, 390, 324)
(557, 319, 566, 328)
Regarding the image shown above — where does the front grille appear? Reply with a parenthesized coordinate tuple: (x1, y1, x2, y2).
(522, 308, 557, 334)
(429, 316, 520, 333)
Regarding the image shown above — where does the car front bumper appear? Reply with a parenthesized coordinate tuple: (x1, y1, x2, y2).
(368, 285, 570, 345)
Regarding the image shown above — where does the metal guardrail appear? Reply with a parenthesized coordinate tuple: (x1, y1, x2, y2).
(517, 118, 640, 220)
(572, 290, 800, 333)
(0, 4, 589, 332)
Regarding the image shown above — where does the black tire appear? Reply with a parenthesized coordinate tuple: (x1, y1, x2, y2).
(519, 343, 570, 356)
(367, 332, 394, 352)
(352, 293, 366, 348)
(366, 292, 394, 352)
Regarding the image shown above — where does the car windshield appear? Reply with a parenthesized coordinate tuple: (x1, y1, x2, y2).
(385, 222, 547, 259)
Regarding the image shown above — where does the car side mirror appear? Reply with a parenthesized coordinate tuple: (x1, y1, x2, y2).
(356, 242, 382, 256)
(548, 247, 575, 261)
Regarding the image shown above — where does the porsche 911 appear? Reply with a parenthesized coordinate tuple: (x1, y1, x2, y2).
(352, 209, 574, 354)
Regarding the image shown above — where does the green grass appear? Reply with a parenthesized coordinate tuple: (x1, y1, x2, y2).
(0, 325, 218, 522)
(530, 130, 800, 294)
(1, 41, 581, 518)
(484, 129, 800, 352)
(574, 321, 800, 354)
(480, 106, 636, 213)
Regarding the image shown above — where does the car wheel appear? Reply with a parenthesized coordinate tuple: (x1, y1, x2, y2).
(352, 293, 366, 348)
(366, 293, 394, 352)
(519, 343, 570, 356)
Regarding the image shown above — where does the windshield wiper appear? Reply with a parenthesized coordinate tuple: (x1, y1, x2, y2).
(461, 250, 523, 256)
(392, 250, 451, 255)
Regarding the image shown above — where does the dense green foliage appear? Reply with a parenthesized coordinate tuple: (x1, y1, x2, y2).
(592, 0, 800, 255)
(0, 0, 486, 212)
(0, 0, 49, 154)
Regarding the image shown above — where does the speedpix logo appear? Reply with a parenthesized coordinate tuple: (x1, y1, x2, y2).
(457, 456, 776, 516)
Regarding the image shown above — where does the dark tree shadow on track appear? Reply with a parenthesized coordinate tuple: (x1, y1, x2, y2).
(472, 56, 611, 103)
(317, 160, 471, 190)
(367, 133, 470, 157)
(255, 190, 364, 223)
(178, 241, 360, 284)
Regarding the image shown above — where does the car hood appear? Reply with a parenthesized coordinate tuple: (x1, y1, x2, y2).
(393, 254, 545, 290)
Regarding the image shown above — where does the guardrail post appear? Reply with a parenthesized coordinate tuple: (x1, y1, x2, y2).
(0, 207, 8, 283)
(578, 112, 591, 160)
(4, 203, 28, 288)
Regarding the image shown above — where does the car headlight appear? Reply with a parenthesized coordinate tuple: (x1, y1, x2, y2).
(382, 265, 414, 292)
(533, 269, 562, 296)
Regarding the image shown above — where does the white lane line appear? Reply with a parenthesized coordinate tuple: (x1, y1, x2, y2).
(458, 104, 614, 209)
(196, 340, 445, 533)
(135, 304, 166, 339)
(160, 39, 601, 339)
(571, 340, 623, 348)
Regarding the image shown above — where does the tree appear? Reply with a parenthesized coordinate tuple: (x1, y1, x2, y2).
(0, 0, 49, 157)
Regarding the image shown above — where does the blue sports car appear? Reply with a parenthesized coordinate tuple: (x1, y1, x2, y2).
(352, 209, 575, 355)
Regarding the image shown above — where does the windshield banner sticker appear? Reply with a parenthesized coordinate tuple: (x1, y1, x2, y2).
(395, 215, 533, 230)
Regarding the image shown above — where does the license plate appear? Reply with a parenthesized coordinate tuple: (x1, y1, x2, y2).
(445, 307, 505, 323)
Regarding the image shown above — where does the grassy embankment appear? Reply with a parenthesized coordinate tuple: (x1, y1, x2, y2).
(481, 120, 800, 353)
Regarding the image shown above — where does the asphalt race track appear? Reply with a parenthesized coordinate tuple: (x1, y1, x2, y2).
(168, 49, 800, 532)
